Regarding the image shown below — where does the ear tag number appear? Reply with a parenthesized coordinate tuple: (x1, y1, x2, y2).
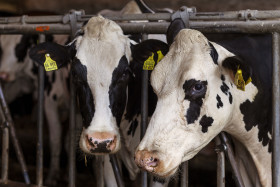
(234, 66, 252, 91)
(44, 54, 58, 71)
(143, 50, 164, 70)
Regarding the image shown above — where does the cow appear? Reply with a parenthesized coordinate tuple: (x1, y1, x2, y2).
(134, 18, 272, 187)
(0, 33, 71, 186)
(29, 15, 169, 186)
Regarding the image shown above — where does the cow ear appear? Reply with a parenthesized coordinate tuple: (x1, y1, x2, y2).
(167, 18, 186, 45)
(222, 56, 252, 83)
(29, 42, 74, 70)
(15, 34, 38, 62)
(131, 39, 169, 69)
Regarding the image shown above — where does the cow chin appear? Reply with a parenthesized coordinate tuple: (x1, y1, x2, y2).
(79, 128, 121, 155)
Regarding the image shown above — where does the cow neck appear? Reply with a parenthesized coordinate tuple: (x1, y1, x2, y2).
(224, 84, 271, 187)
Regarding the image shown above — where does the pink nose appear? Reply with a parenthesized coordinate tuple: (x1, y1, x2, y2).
(134, 150, 160, 173)
(85, 132, 117, 153)
(0, 72, 9, 81)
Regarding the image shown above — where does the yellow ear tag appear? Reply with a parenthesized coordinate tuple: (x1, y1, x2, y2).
(143, 52, 155, 70)
(44, 54, 58, 71)
(85, 155, 87, 167)
(157, 50, 164, 63)
(234, 66, 252, 91)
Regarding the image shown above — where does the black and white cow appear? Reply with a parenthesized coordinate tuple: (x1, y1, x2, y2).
(0, 33, 70, 186)
(29, 16, 169, 185)
(135, 18, 272, 187)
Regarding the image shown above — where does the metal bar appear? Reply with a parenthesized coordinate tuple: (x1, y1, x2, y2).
(2, 20, 280, 34)
(36, 34, 45, 187)
(68, 11, 78, 187)
(1, 110, 9, 183)
(272, 32, 280, 187)
(180, 162, 188, 187)
(109, 155, 124, 187)
(0, 83, 30, 184)
(215, 137, 225, 187)
(219, 132, 244, 187)
(141, 33, 148, 187)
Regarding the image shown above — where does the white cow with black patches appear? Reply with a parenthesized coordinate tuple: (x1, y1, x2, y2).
(0, 34, 71, 186)
(135, 19, 272, 187)
(30, 16, 170, 186)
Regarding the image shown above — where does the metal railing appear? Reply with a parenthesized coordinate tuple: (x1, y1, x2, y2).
(0, 7, 278, 187)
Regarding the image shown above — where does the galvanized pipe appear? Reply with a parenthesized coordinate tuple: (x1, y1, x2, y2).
(36, 34, 45, 187)
(2, 20, 280, 34)
(1, 109, 9, 183)
(180, 162, 188, 187)
(215, 137, 225, 187)
(0, 83, 30, 184)
(109, 155, 124, 187)
(141, 33, 148, 187)
(272, 32, 280, 187)
(68, 11, 79, 187)
(219, 133, 244, 187)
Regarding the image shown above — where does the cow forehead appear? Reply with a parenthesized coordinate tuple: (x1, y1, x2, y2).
(151, 29, 215, 96)
(75, 16, 131, 80)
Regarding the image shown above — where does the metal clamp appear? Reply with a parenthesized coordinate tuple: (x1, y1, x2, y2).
(238, 9, 258, 21)
(171, 6, 196, 28)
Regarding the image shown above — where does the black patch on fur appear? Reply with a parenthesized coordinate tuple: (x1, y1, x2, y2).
(221, 75, 225, 81)
(199, 115, 214, 133)
(72, 57, 95, 128)
(109, 56, 131, 126)
(44, 74, 52, 95)
(216, 94, 223, 109)
(52, 94, 57, 101)
(15, 35, 38, 62)
(229, 92, 233, 104)
(183, 79, 207, 124)
(209, 42, 218, 64)
(127, 119, 138, 137)
(220, 82, 230, 95)
(31, 63, 38, 75)
(51, 72, 56, 83)
(241, 98, 272, 152)
(220, 82, 233, 104)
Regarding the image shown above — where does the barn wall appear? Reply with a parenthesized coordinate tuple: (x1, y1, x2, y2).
(1, 0, 280, 15)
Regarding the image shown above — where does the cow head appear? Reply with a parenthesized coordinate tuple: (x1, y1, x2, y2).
(0, 34, 38, 81)
(135, 19, 257, 177)
(29, 16, 168, 155)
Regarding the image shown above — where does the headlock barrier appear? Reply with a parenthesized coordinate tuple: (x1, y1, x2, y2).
(0, 7, 279, 187)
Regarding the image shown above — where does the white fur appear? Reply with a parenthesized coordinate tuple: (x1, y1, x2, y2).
(137, 29, 271, 186)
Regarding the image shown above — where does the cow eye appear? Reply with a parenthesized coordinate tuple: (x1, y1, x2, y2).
(192, 82, 206, 95)
(194, 83, 203, 91)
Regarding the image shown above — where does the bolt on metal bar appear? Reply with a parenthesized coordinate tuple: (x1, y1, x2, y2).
(219, 132, 244, 187)
(180, 162, 188, 187)
(272, 32, 280, 187)
(36, 34, 45, 187)
(0, 83, 30, 184)
(141, 33, 148, 187)
(109, 155, 124, 187)
(215, 137, 225, 187)
(1, 108, 9, 183)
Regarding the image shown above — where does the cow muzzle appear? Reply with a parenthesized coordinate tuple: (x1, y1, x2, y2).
(0, 72, 10, 82)
(134, 150, 160, 173)
(84, 131, 118, 154)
